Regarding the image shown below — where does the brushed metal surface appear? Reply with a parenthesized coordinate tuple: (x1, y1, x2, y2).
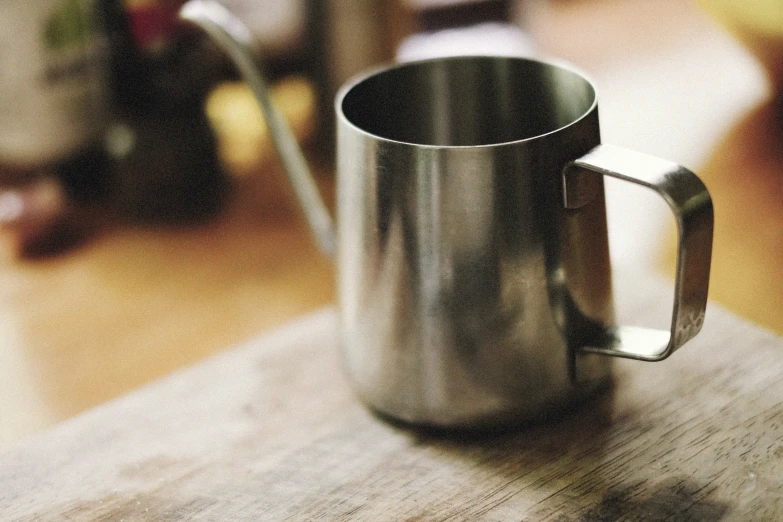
(334, 57, 612, 428)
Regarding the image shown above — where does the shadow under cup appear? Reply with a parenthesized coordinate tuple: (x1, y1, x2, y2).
(339, 57, 597, 147)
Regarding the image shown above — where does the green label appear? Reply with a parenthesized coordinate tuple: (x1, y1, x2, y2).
(40, 0, 106, 85)
(43, 0, 96, 51)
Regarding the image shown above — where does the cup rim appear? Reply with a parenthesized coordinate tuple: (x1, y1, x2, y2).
(335, 55, 599, 149)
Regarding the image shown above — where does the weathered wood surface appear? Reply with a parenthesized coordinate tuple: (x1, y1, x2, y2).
(1, 274, 782, 521)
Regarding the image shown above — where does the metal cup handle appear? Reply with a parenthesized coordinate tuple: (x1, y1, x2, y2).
(563, 144, 714, 361)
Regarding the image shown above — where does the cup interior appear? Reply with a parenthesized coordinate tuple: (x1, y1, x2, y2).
(340, 56, 596, 147)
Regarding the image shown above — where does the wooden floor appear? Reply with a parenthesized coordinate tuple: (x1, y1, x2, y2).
(1, 0, 780, 449)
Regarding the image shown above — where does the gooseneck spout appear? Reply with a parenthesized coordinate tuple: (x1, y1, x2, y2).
(179, 0, 336, 256)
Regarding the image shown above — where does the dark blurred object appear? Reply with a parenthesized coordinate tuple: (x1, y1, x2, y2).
(396, 0, 534, 62)
(104, 0, 230, 109)
(409, 0, 514, 31)
(0, 176, 77, 258)
(0, 0, 111, 256)
(101, 0, 231, 224)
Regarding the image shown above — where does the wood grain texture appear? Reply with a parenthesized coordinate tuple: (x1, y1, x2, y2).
(1, 273, 781, 521)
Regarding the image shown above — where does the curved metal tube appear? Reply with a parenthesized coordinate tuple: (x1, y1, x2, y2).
(179, 0, 336, 256)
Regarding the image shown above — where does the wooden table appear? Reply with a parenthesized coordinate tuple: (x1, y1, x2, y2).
(1, 272, 781, 520)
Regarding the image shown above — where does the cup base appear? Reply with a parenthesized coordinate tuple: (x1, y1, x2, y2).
(361, 375, 616, 435)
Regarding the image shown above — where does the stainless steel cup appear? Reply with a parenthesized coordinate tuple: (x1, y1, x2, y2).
(182, 1, 714, 430)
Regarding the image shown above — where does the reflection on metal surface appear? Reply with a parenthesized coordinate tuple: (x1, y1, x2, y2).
(335, 57, 612, 428)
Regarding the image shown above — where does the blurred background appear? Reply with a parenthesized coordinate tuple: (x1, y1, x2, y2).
(0, 0, 778, 448)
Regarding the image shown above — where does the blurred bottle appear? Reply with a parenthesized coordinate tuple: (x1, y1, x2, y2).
(0, 0, 111, 256)
(101, 0, 231, 223)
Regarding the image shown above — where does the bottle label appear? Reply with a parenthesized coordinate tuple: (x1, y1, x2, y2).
(0, 0, 109, 167)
